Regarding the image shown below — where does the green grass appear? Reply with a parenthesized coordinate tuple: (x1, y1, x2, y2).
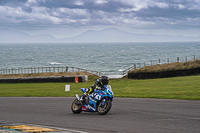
(0, 75, 200, 100)
(112, 75, 200, 100)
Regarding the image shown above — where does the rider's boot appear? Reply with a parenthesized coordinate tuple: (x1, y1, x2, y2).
(80, 94, 87, 102)
(80, 94, 89, 105)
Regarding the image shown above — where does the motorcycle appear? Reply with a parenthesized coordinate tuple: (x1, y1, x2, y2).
(71, 85, 114, 115)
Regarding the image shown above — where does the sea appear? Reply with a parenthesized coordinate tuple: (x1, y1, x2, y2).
(0, 42, 200, 77)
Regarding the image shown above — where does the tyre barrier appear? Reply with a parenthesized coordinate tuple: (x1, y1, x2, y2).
(0, 76, 87, 83)
(128, 68, 200, 79)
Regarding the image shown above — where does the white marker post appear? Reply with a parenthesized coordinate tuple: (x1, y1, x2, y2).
(65, 85, 70, 91)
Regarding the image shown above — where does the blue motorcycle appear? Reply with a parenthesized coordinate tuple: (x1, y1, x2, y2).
(71, 85, 114, 115)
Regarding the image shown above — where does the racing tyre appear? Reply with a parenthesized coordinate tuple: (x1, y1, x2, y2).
(97, 99, 112, 115)
(71, 99, 82, 114)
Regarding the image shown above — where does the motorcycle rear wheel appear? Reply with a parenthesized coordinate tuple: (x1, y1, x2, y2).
(97, 99, 112, 115)
(71, 99, 82, 114)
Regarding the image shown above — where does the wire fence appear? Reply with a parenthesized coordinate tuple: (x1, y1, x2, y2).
(0, 66, 100, 76)
(101, 55, 199, 78)
(134, 55, 197, 68)
(0, 55, 199, 78)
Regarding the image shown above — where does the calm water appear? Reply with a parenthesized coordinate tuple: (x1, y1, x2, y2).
(0, 42, 200, 73)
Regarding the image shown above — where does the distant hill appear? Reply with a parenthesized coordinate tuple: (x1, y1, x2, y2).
(0, 28, 56, 43)
(63, 28, 200, 42)
(1, 28, 200, 43)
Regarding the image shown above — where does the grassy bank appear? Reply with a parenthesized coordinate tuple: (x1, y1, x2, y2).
(0, 75, 200, 100)
(130, 60, 200, 73)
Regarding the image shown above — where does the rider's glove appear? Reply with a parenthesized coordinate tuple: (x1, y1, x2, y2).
(85, 88, 89, 93)
(84, 88, 92, 95)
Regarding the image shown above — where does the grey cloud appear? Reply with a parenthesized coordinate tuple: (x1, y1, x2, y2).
(1, 0, 200, 30)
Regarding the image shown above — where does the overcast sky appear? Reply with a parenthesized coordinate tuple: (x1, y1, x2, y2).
(1, 0, 200, 38)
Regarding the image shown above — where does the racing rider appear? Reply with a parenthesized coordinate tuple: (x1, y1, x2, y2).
(80, 75, 109, 102)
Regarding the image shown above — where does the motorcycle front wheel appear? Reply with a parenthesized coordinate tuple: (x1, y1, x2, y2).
(97, 99, 112, 115)
(71, 99, 82, 114)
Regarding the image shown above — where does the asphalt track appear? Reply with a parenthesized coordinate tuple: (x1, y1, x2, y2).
(0, 97, 200, 133)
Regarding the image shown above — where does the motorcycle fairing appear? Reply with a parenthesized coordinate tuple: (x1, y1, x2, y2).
(80, 85, 113, 112)
(82, 105, 96, 111)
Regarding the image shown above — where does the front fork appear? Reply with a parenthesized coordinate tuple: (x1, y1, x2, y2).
(102, 99, 106, 106)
